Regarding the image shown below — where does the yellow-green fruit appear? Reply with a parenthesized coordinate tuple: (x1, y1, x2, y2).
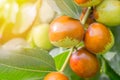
(32, 24, 53, 50)
(94, 0, 120, 26)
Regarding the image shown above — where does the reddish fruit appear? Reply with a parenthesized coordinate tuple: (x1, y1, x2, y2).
(74, 0, 102, 7)
(44, 72, 69, 80)
(69, 47, 99, 78)
(84, 23, 114, 54)
(74, 0, 88, 4)
(49, 16, 84, 48)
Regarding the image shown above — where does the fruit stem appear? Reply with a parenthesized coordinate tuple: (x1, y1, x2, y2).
(100, 56, 106, 73)
(59, 47, 74, 72)
(81, 7, 91, 25)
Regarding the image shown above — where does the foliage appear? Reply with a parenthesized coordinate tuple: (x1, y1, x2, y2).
(0, 48, 56, 80)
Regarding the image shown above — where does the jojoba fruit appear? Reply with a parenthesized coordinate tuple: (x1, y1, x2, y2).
(69, 47, 99, 78)
(93, 0, 120, 26)
(49, 16, 84, 48)
(74, 0, 102, 7)
(84, 23, 114, 54)
(44, 72, 69, 80)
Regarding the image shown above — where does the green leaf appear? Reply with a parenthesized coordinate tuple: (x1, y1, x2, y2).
(105, 61, 120, 80)
(103, 26, 120, 76)
(99, 57, 120, 80)
(47, 0, 82, 19)
(54, 50, 69, 70)
(49, 47, 66, 57)
(0, 48, 56, 80)
(89, 57, 120, 80)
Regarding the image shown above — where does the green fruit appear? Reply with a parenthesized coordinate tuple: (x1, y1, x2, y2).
(74, 0, 102, 7)
(32, 24, 53, 50)
(94, 0, 120, 26)
(26, 30, 36, 48)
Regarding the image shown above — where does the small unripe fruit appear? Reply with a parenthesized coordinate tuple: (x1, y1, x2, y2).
(93, 0, 120, 26)
(74, 0, 102, 7)
(44, 72, 69, 80)
(84, 23, 114, 54)
(69, 47, 99, 78)
(49, 16, 84, 48)
(30, 24, 53, 50)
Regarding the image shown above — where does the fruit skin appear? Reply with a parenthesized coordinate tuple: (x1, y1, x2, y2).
(74, 0, 102, 7)
(49, 16, 84, 48)
(93, 0, 120, 26)
(32, 24, 53, 50)
(69, 47, 99, 78)
(84, 23, 114, 54)
(74, 0, 88, 4)
(44, 72, 69, 80)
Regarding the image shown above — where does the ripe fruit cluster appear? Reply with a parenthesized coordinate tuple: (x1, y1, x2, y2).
(49, 16, 114, 55)
(44, 0, 120, 79)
